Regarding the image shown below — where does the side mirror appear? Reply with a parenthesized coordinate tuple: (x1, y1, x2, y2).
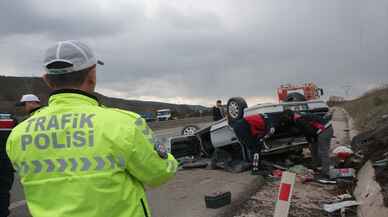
(320, 89, 324, 96)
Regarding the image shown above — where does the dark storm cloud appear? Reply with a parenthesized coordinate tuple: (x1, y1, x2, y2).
(1, 0, 388, 105)
(0, 0, 138, 38)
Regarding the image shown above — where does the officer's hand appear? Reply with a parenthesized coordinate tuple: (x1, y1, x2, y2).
(154, 142, 168, 159)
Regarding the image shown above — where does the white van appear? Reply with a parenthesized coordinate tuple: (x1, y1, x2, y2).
(156, 109, 172, 121)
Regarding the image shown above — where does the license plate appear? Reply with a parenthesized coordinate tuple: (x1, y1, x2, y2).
(283, 104, 308, 111)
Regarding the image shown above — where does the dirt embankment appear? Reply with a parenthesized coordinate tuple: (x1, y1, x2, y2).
(351, 123, 388, 207)
(341, 86, 388, 131)
(340, 86, 388, 207)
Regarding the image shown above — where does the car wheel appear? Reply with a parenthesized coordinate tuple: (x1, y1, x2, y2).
(227, 97, 248, 122)
(285, 92, 306, 102)
(181, 125, 200, 136)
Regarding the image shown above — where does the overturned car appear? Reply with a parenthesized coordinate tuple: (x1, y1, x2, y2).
(167, 97, 329, 163)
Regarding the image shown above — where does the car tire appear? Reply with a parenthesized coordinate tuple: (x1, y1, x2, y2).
(181, 125, 200, 136)
(227, 97, 248, 122)
(285, 92, 306, 102)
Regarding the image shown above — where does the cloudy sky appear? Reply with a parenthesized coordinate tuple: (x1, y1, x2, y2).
(1, 0, 387, 106)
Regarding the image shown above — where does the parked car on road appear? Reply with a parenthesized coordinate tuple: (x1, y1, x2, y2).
(157, 109, 172, 121)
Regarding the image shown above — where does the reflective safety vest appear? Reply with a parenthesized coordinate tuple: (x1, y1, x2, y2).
(6, 89, 178, 217)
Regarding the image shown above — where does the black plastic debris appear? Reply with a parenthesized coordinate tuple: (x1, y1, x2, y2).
(182, 161, 208, 169)
(205, 191, 231, 209)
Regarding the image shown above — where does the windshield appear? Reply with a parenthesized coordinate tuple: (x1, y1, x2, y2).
(0, 113, 11, 119)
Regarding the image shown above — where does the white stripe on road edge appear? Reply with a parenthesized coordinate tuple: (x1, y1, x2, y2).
(10, 200, 26, 210)
(273, 172, 296, 217)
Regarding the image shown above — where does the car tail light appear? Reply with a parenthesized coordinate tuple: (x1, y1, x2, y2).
(0, 119, 15, 129)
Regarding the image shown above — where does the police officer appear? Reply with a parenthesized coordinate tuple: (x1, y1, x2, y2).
(280, 110, 333, 180)
(16, 94, 42, 115)
(6, 40, 178, 217)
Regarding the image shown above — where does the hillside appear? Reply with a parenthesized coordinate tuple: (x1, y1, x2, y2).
(0, 75, 210, 118)
(340, 86, 388, 206)
(341, 86, 388, 130)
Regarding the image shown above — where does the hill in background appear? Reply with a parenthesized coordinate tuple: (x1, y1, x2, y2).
(341, 85, 388, 206)
(340, 85, 388, 130)
(0, 75, 210, 119)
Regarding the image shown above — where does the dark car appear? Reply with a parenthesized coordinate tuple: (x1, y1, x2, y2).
(0, 113, 17, 217)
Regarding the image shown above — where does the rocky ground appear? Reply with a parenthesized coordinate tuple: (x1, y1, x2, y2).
(233, 180, 341, 217)
(351, 119, 388, 206)
(341, 87, 388, 207)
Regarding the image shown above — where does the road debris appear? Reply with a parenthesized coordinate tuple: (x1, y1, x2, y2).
(233, 180, 335, 217)
(262, 160, 288, 171)
(272, 169, 283, 179)
(329, 168, 356, 179)
(333, 146, 353, 161)
(205, 191, 231, 209)
(315, 179, 337, 185)
(373, 158, 388, 167)
(351, 121, 388, 206)
(287, 165, 309, 175)
(322, 200, 360, 213)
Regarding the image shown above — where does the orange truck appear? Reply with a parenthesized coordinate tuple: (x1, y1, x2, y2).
(277, 83, 324, 102)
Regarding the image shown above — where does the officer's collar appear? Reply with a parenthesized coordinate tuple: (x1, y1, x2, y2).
(29, 105, 44, 115)
(49, 89, 101, 106)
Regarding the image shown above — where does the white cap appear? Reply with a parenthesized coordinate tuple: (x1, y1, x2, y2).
(43, 40, 104, 75)
(16, 94, 40, 106)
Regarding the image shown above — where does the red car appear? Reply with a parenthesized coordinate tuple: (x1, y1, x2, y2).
(0, 113, 17, 217)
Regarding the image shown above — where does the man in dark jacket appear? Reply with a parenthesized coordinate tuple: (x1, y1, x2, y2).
(212, 100, 224, 121)
(0, 115, 16, 217)
(280, 110, 333, 179)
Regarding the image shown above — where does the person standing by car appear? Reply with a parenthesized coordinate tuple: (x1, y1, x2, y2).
(280, 110, 333, 180)
(1, 95, 43, 216)
(16, 94, 42, 115)
(229, 113, 275, 173)
(213, 100, 225, 121)
(0, 114, 17, 217)
(6, 40, 178, 217)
